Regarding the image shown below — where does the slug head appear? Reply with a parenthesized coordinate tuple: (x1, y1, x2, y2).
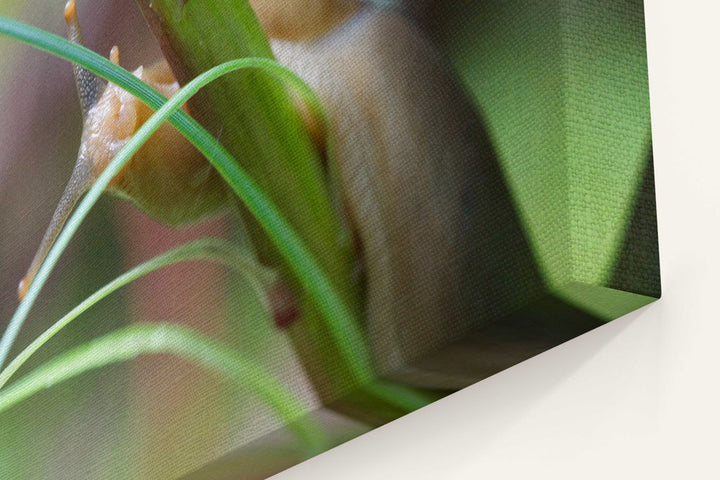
(20, 1, 228, 301)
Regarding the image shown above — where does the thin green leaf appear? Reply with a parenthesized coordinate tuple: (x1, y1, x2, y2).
(0, 238, 275, 391)
(0, 323, 329, 454)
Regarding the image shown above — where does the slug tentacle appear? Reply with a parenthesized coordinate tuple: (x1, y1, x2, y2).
(19, 4, 123, 300)
(18, 159, 95, 301)
(64, 0, 105, 117)
(19, 1, 108, 300)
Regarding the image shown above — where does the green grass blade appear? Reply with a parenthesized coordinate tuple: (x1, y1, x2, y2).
(0, 323, 329, 454)
(0, 238, 275, 391)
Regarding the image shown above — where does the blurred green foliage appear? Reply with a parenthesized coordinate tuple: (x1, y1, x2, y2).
(435, 0, 654, 293)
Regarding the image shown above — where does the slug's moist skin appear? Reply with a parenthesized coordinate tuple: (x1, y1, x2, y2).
(23, 0, 489, 386)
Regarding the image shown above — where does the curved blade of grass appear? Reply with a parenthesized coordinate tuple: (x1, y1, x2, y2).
(0, 238, 276, 391)
(0, 323, 328, 454)
(0, 17, 369, 381)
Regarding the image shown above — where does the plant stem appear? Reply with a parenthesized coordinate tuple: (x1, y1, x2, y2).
(136, 0, 369, 406)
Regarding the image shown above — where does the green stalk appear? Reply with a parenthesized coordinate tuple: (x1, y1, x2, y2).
(0, 323, 329, 455)
(136, 0, 368, 406)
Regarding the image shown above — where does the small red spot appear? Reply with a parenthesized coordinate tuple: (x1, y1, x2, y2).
(269, 283, 300, 329)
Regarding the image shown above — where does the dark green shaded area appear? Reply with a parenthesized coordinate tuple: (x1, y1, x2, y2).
(608, 147, 661, 298)
(389, 292, 606, 390)
(433, 0, 569, 287)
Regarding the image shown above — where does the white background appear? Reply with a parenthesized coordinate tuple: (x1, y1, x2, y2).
(276, 1, 720, 478)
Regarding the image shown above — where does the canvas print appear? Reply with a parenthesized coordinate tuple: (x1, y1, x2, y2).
(0, 0, 659, 478)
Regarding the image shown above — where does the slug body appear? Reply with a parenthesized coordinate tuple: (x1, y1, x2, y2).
(24, 0, 488, 387)
(269, 3, 487, 383)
